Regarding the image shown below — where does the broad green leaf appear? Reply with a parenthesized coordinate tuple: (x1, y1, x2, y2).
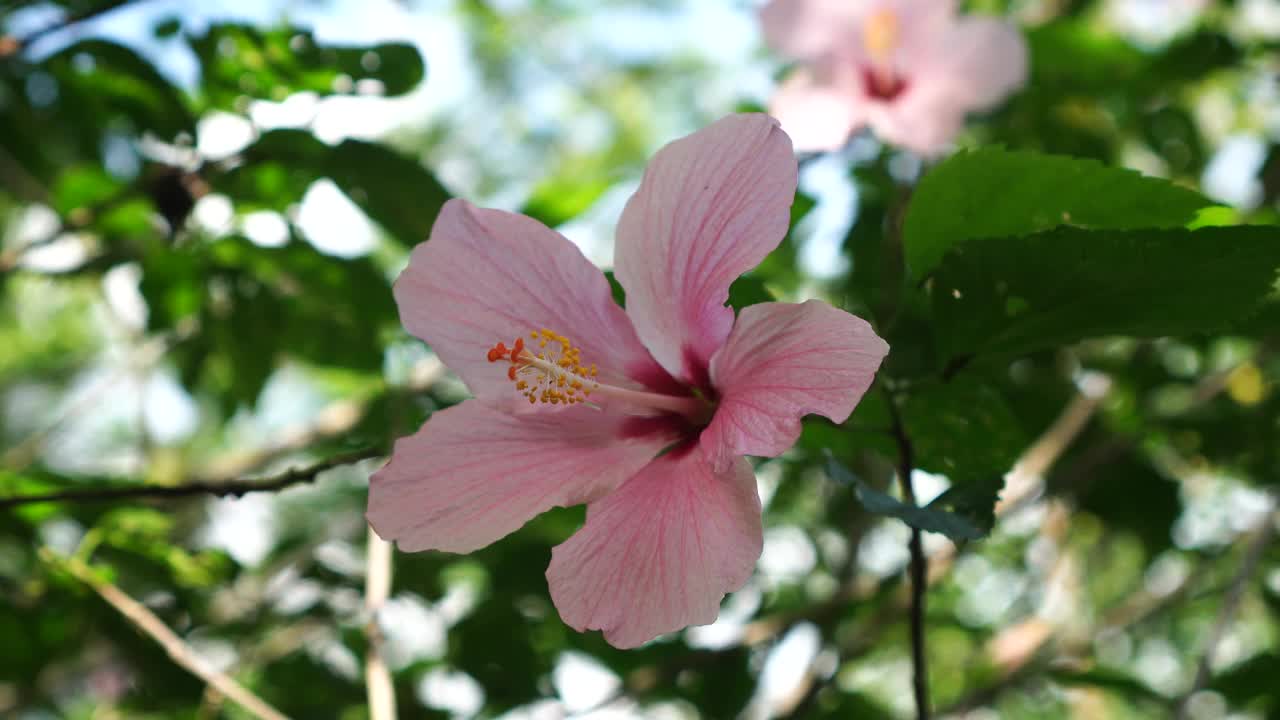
(1024, 24, 1238, 95)
(189, 24, 425, 108)
(903, 379, 1027, 480)
(44, 39, 194, 139)
(520, 156, 615, 228)
(894, 379, 1026, 538)
(145, 235, 396, 409)
(217, 129, 451, 246)
(904, 148, 1214, 277)
(1146, 32, 1241, 88)
(1024, 23, 1145, 92)
(932, 226, 1280, 360)
(50, 165, 126, 215)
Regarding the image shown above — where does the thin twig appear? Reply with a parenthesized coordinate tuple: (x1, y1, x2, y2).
(0, 448, 380, 510)
(885, 387, 930, 720)
(3, 0, 142, 54)
(365, 528, 397, 720)
(199, 357, 444, 481)
(1174, 497, 1278, 719)
(44, 550, 291, 720)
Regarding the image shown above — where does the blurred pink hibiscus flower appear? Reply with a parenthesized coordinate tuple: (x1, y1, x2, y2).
(761, 0, 1029, 155)
(368, 114, 888, 648)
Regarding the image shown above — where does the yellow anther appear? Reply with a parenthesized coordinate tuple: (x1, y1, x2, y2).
(864, 8, 898, 61)
(493, 328, 607, 408)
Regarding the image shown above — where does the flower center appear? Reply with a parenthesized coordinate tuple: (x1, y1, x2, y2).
(861, 8, 909, 101)
(485, 328, 708, 419)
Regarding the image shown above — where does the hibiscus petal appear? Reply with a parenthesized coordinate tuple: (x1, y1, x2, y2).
(763, 0, 958, 60)
(868, 97, 967, 157)
(368, 400, 675, 554)
(769, 64, 864, 153)
(702, 301, 888, 471)
(394, 199, 668, 412)
(759, 0, 861, 58)
(546, 447, 762, 649)
(944, 17, 1028, 110)
(614, 114, 797, 386)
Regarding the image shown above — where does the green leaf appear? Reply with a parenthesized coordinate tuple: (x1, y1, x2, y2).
(44, 39, 195, 139)
(1147, 32, 1242, 88)
(826, 458, 985, 541)
(932, 225, 1280, 361)
(602, 270, 626, 307)
(753, 190, 816, 291)
(50, 165, 125, 215)
(726, 274, 775, 309)
(898, 379, 1026, 538)
(1024, 24, 1237, 96)
(153, 17, 182, 39)
(217, 129, 451, 246)
(145, 235, 396, 410)
(520, 162, 613, 228)
(904, 148, 1214, 277)
(923, 479, 1004, 541)
(600, 270, 773, 312)
(189, 24, 425, 108)
(903, 379, 1027, 480)
(204, 236, 397, 370)
(1023, 23, 1145, 93)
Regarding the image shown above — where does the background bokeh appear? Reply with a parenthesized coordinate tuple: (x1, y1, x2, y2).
(1, 0, 1279, 718)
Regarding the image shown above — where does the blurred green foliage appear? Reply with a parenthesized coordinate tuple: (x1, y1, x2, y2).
(1, 0, 1278, 719)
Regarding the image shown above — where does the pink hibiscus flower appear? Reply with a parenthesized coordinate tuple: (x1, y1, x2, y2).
(367, 114, 888, 648)
(760, 0, 1029, 155)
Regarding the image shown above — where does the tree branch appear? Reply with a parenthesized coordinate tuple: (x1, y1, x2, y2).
(0, 448, 381, 510)
(44, 550, 291, 720)
(365, 528, 398, 720)
(1, 0, 142, 55)
(885, 387, 930, 720)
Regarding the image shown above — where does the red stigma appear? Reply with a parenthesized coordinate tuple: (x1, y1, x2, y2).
(486, 342, 509, 363)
